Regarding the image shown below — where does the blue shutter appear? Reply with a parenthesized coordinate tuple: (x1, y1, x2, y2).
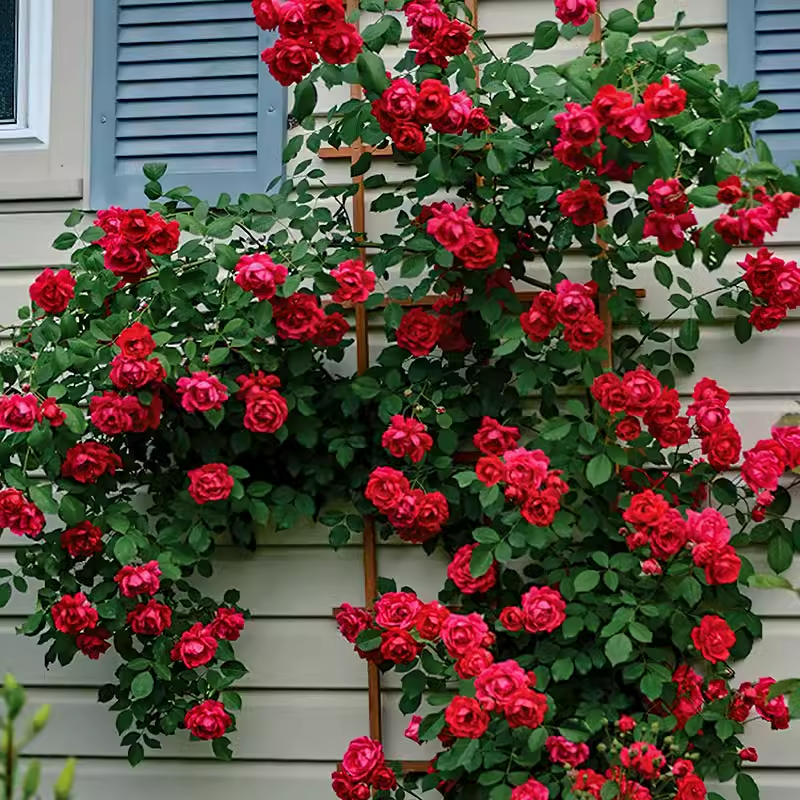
(90, 0, 286, 210)
(728, 0, 800, 168)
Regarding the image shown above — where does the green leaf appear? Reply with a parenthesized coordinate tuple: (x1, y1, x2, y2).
(533, 20, 560, 50)
(734, 315, 753, 344)
(748, 573, 794, 590)
(0, 583, 11, 609)
(606, 8, 639, 34)
(688, 186, 721, 208)
(473, 527, 500, 545)
(356, 629, 382, 652)
(52, 232, 77, 251)
(143, 162, 168, 181)
(470, 545, 495, 579)
(60, 404, 87, 435)
(677, 319, 700, 351)
(768, 533, 793, 574)
(574, 570, 600, 592)
(586, 454, 613, 487)
(736, 773, 760, 800)
(636, 0, 656, 21)
(292, 79, 317, 122)
(654, 261, 673, 288)
(130, 672, 154, 700)
(113, 537, 138, 565)
(605, 633, 633, 666)
(651, 133, 676, 178)
(356, 50, 390, 94)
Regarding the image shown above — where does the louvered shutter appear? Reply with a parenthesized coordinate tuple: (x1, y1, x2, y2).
(90, 0, 285, 210)
(729, 0, 800, 168)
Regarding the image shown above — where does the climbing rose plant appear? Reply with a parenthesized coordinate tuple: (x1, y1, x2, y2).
(0, 0, 799, 791)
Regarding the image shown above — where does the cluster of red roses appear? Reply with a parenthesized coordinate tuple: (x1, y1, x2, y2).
(0, 393, 65, 432)
(0, 487, 45, 538)
(592, 367, 692, 450)
(95, 207, 180, 285)
(738, 247, 800, 331)
(254, 0, 363, 87)
(741, 424, 800, 499)
(61, 441, 123, 485)
(332, 737, 397, 800)
(643, 178, 698, 253)
(473, 417, 570, 527)
(520, 279, 606, 352)
(381, 415, 433, 463)
(714, 177, 800, 248)
(623, 490, 741, 586)
(364, 466, 449, 542)
(405, 0, 473, 68)
(672, 663, 789, 734)
(28, 268, 76, 314)
(371, 77, 489, 154)
(395, 306, 468, 356)
(424, 201, 500, 270)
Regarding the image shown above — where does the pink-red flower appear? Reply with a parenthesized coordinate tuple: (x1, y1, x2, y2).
(171, 623, 218, 668)
(187, 463, 234, 504)
(185, 699, 231, 740)
(381, 416, 433, 463)
(447, 544, 497, 594)
(115, 560, 161, 598)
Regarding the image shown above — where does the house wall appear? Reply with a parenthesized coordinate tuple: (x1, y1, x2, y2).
(1, 1, 799, 798)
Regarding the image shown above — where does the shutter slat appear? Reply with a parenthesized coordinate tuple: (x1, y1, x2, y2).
(758, 111, 800, 131)
(759, 89, 800, 110)
(755, 11, 800, 31)
(755, 70, 800, 91)
(754, 31, 800, 51)
(756, 0, 800, 11)
(90, 0, 285, 209)
(756, 51, 800, 70)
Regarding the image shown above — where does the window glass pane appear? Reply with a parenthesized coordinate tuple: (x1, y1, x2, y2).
(0, 0, 16, 123)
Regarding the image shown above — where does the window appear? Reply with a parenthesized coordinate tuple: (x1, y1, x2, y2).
(0, 0, 53, 145)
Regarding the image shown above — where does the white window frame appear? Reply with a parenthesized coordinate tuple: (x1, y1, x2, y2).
(0, 0, 53, 147)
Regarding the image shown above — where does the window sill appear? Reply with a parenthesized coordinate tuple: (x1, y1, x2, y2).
(0, 177, 83, 202)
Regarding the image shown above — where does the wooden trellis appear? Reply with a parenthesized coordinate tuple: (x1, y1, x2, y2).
(328, 2, 629, 776)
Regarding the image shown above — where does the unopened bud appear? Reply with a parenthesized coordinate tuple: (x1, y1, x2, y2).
(436, 406, 446, 414)
(403, 388, 413, 397)
(596, 743, 607, 753)
(202, 355, 210, 363)
(22, 759, 41, 797)
(31, 704, 50, 733)
(53, 758, 76, 800)
(21, 383, 30, 392)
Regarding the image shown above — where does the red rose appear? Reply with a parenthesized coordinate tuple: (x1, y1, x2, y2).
(273, 293, 324, 341)
(315, 21, 363, 64)
(592, 84, 633, 125)
(511, 779, 550, 800)
(391, 121, 426, 154)
(381, 416, 433, 464)
(380, 628, 421, 663)
(455, 648, 495, 679)
(185, 699, 231, 740)
(336, 603, 372, 643)
(644, 209, 697, 252)
(0, 394, 41, 432)
(51, 593, 98, 634)
(521, 586, 566, 633)
(61, 521, 104, 558)
(90, 392, 134, 436)
(675, 774, 707, 800)
(243, 388, 288, 434)
(476, 455, 506, 486)
(117, 209, 153, 244)
(474, 417, 520, 455)
(691, 615, 736, 664)
(447, 544, 497, 595)
(187, 463, 234, 504)
(718, 176, 744, 205)
(592, 372, 626, 413)
(644, 77, 687, 118)
(396, 308, 440, 356)
(742, 439, 787, 493)
(621, 741, 666, 779)
(750, 305, 787, 331)
(616, 416, 642, 441)
(454, 227, 500, 270)
(62, 442, 122, 484)
(416, 79, 452, 123)
(177, 370, 229, 413)
(29, 268, 75, 313)
(115, 321, 156, 358)
(330, 259, 375, 304)
(500, 606, 524, 632)
(306, 0, 344, 25)
(312, 312, 349, 347)
(109, 354, 164, 390)
(547, 735, 589, 767)
(76, 627, 112, 659)
(702, 422, 742, 470)
(365, 466, 410, 512)
(103, 236, 151, 283)
(650, 508, 688, 559)
(624, 490, 670, 528)
(146, 215, 180, 256)
(372, 765, 397, 792)
(252, 0, 279, 28)
(236, 371, 281, 401)
(608, 104, 652, 143)
(414, 601, 450, 640)
(467, 106, 491, 133)
(342, 736, 384, 782)
(445, 696, 489, 739)
(426, 203, 476, 249)
(564, 313, 605, 351)
(649, 178, 689, 215)
(234, 254, 288, 301)
(127, 599, 172, 635)
(699, 544, 741, 585)
(0, 489, 44, 538)
(171, 622, 218, 668)
(557, 180, 606, 226)
(441, 612, 489, 657)
(40, 397, 66, 427)
(504, 688, 548, 729)
(554, 0, 597, 25)
(622, 366, 662, 414)
(375, 591, 422, 630)
(114, 560, 161, 598)
(402, 490, 448, 541)
(554, 102, 601, 148)
(522, 293, 558, 342)
(261, 37, 317, 86)
(739, 747, 758, 763)
(434, 18, 472, 55)
(475, 659, 529, 710)
(553, 279, 595, 324)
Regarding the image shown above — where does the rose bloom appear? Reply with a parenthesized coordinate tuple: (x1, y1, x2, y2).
(342, 736, 384, 782)
(380, 628, 421, 664)
(51, 593, 98, 634)
(741, 439, 787, 493)
(261, 37, 317, 86)
(244, 388, 288, 434)
(621, 741, 666, 780)
(474, 416, 520, 456)
(273, 293, 325, 341)
(701, 422, 742, 470)
(623, 489, 670, 528)
(622, 366, 662, 414)
(0, 394, 40, 432)
(330, 259, 375, 304)
(171, 622, 218, 668)
(40, 397, 66, 427)
(416, 78, 452, 123)
(314, 21, 363, 64)
(511, 778, 550, 800)
(103, 236, 151, 283)
(650, 508, 689, 559)
(447, 544, 497, 595)
(391, 121, 426, 154)
(426, 202, 476, 250)
(454, 227, 500, 270)
(0, 488, 44, 538)
(177, 371, 229, 413)
(374, 591, 422, 630)
(739, 747, 759, 763)
(696, 543, 741, 585)
(127, 599, 173, 635)
(554, 0, 597, 26)
(499, 606, 524, 632)
(29, 268, 75, 313)
(185, 699, 231, 740)
(114, 560, 161, 598)
(414, 600, 450, 640)
(591, 372, 626, 414)
(617, 416, 643, 442)
(505, 687, 548, 729)
(364, 466, 410, 512)
(62, 442, 122, 484)
(187, 463, 235, 504)
(476, 455, 506, 487)
(475, 659, 529, 710)
(554, 102, 601, 148)
(116, 322, 156, 359)
(676, 774, 707, 800)
(396, 308, 440, 356)
(547, 735, 589, 767)
(564, 313, 605, 351)
(381, 416, 433, 463)
(644, 76, 687, 118)
(109, 354, 164, 391)
(441, 612, 489, 658)
(381, 78, 418, 121)
(521, 291, 557, 341)
(61, 521, 104, 558)
(455, 648, 495, 679)
(312, 311, 349, 348)
(234, 253, 288, 300)
(405, 715, 422, 743)
(553, 279, 596, 324)
(89, 393, 136, 436)
(521, 585, 567, 633)
(692, 615, 736, 664)
(76, 628, 112, 660)
(445, 696, 489, 739)
(209, 607, 246, 641)
(336, 603, 372, 643)
(557, 180, 606, 226)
